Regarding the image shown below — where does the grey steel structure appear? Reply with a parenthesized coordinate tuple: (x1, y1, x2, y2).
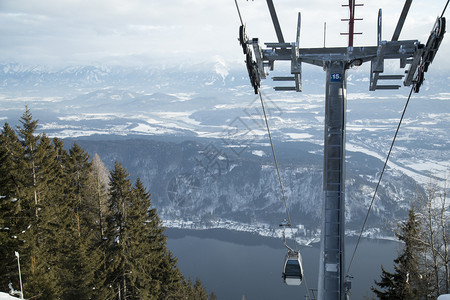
(238, 0, 445, 299)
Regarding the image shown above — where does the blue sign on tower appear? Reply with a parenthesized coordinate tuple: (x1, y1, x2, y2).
(330, 73, 342, 82)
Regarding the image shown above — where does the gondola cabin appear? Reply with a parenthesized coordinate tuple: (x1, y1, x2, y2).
(282, 250, 303, 286)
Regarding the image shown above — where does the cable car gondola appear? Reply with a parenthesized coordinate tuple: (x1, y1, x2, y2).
(280, 220, 304, 286)
(282, 249, 304, 286)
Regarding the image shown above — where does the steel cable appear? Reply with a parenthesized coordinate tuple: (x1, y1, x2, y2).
(258, 90, 293, 232)
(348, 0, 449, 275)
(442, 0, 449, 18)
(346, 86, 414, 275)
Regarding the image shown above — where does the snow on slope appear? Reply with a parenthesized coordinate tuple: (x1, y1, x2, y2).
(346, 143, 433, 185)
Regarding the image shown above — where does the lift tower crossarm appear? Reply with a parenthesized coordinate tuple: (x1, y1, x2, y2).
(392, 0, 413, 41)
(261, 42, 418, 67)
(266, 0, 285, 44)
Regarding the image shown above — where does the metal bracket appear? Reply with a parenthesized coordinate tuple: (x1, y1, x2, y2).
(252, 38, 267, 79)
(404, 46, 424, 86)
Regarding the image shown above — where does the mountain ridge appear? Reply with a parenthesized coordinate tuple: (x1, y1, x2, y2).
(63, 137, 421, 243)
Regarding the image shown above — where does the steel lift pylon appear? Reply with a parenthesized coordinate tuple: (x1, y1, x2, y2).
(238, 0, 446, 299)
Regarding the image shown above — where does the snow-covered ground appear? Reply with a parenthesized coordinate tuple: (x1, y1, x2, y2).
(0, 292, 19, 300)
(346, 143, 441, 185)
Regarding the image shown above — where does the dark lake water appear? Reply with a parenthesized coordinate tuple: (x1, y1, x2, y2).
(166, 229, 399, 300)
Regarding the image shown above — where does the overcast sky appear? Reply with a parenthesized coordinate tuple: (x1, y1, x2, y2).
(0, 0, 448, 69)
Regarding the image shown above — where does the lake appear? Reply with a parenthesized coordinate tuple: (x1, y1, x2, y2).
(166, 229, 399, 299)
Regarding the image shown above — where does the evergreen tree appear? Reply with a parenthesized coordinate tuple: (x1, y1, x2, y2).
(0, 123, 22, 198)
(16, 107, 41, 220)
(104, 166, 188, 300)
(67, 143, 92, 235)
(157, 250, 184, 299)
(209, 292, 218, 300)
(177, 277, 214, 300)
(0, 110, 214, 299)
(193, 278, 209, 300)
(30, 134, 63, 299)
(12, 111, 69, 299)
(57, 142, 99, 299)
(105, 162, 134, 300)
(129, 178, 183, 299)
(13, 109, 60, 299)
(127, 178, 163, 299)
(372, 209, 424, 299)
(0, 123, 23, 291)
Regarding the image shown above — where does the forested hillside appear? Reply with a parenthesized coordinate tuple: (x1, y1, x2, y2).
(0, 108, 215, 300)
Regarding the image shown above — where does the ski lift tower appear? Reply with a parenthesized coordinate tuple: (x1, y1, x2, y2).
(237, 0, 446, 299)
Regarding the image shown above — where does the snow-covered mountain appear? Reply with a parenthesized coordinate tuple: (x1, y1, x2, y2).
(0, 63, 448, 240)
(1, 63, 447, 181)
(67, 137, 419, 243)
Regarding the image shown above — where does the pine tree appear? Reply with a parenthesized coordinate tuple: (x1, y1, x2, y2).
(0, 123, 22, 198)
(57, 142, 99, 299)
(13, 109, 60, 299)
(0, 122, 23, 291)
(16, 107, 41, 220)
(176, 277, 213, 300)
(105, 162, 134, 300)
(158, 250, 184, 299)
(129, 178, 183, 299)
(0, 113, 55, 298)
(104, 166, 187, 299)
(12, 111, 67, 299)
(127, 178, 162, 299)
(193, 278, 209, 300)
(1, 112, 214, 299)
(31, 134, 63, 299)
(372, 209, 424, 299)
(67, 143, 93, 236)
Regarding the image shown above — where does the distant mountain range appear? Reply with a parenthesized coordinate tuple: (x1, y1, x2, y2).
(0, 63, 448, 240)
(67, 136, 419, 242)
